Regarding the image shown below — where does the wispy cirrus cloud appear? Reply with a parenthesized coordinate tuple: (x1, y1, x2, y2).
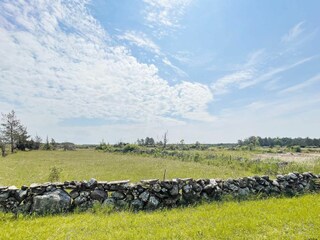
(279, 73, 320, 94)
(118, 30, 161, 55)
(143, 0, 192, 29)
(282, 21, 305, 43)
(0, 0, 214, 126)
(211, 48, 314, 95)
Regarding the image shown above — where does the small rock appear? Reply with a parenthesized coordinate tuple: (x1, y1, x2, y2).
(111, 191, 125, 200)
(88, 178, 97, 188)
(145, 196, 159, 210)
(130, 199, 144, 210)
(0, 192, 9, 202)
(139, 191, 150, 202)
(90, 189, 107, 202)
(169, 185, 179, 196)
(103, 198, 115, 207)
(69, 190, 80, 199)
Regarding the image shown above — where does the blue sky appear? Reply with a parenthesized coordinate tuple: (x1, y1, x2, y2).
(0, 0, 319, 144)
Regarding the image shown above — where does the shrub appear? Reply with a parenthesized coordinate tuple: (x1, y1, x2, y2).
(48, 166, 62, 182)
(122, 144, 140, 153)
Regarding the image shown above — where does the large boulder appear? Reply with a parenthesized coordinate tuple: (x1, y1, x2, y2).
(31, 189, 71, 214)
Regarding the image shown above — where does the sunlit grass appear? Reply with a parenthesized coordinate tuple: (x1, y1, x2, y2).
(0, 150, 253, 186)
(1, 194, 319, 240)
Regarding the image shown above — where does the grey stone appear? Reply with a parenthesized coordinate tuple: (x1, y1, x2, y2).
(139, 191, 150, 202)
(15, 190, 28, 202)
(88, 178, 97, 188)
(31, 189, 71, 214)
(152, 183, 161, 192)
(116, 199, 128, 207)
(69, 190, 80, 199)
(46, 185, 57, 192)
(169, 185, 179, 196)
(111, 191, 125, 200)
(238, 187, 250, 196)
(0, 192, 9, 202)
(272, 180, 280, 187)
(103, 198, 115, 207)
(288, 173, 298, 180)
(130, 199, 144, 210)
(30, 183, 41, 189)
(182, 184, 192, 194)
(140, 179, 159, 185)
(145, 196, 159, 210)
(228, 184, 239, 191)
(8, 186, 19, 191)
(90, 189, 107, 202)
(74, 196, 87, 206)
(192, 183, 202, 192)
(80, 191, 90, 197)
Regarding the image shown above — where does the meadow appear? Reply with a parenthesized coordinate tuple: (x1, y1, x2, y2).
(0, 149, 320, 239)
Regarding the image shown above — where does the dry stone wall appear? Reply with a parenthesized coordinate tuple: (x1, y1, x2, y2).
(0, 172, 319, 215)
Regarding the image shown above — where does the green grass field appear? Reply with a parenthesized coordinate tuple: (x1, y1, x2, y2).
(0, 150, 254, 186)
(0, 150, 320, 239)
(1, 194, 319, 239)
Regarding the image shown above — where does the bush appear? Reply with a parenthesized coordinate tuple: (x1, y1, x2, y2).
(122, 144, 140, 153)
(48, 166, 62, 182)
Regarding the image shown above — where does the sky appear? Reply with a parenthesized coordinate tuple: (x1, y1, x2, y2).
(0, 0, 320, 144)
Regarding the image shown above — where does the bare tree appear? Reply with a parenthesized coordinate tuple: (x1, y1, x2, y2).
(1, 110, 28, 153)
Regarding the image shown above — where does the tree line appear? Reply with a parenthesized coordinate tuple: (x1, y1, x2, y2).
(238, 136, 320, 148)
(0, 110, 75, 157)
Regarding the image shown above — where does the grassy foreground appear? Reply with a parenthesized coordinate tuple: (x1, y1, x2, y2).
(0, 150, 253, 186)
(0, 194, 319, 239)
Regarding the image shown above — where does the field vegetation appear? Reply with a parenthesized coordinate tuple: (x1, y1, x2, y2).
(0, 148, 319, 239)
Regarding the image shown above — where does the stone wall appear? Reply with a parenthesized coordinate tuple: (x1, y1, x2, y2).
(0, 172, 319, 215)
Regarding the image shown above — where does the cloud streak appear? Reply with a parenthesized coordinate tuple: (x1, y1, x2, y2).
(282, 21, 305, 43)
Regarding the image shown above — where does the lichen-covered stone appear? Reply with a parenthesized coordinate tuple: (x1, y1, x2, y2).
(31, 189, 71, 214)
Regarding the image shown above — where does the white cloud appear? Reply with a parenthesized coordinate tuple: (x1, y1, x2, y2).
(118, 31, 161, 54)
(279, 73, 320, 94)
(282, 21, 305, 43)
(143, 0, 192, 29)
(211, 48, 313, 95)
(0, 0, 214, 128)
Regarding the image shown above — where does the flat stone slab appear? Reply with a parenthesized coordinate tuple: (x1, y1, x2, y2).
(108, 180, 130, 185)
(30, 183, 41, 189)
(97, 181, 109, 185)
(8, 186, 19, 191)
(140, 179, 159, 184)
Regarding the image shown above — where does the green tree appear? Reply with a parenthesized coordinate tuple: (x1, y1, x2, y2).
(1, 110, 28, 153)
(43, 136, 51, 150)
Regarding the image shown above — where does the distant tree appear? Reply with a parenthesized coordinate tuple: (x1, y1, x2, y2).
(43, 136, 51, 150)
(16, 124, 30, 151)
(1, 110, 29, 153)
(137, 138, 145, 146)
(62, 142, 76, 151)
(33, 135, 42, 150)
(163, 131, 168, 149)
(144, 137, 155, 146)
(180, 139, 185, 149)
(50, 138, 57, 150)
(0, 137, 6, 157)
